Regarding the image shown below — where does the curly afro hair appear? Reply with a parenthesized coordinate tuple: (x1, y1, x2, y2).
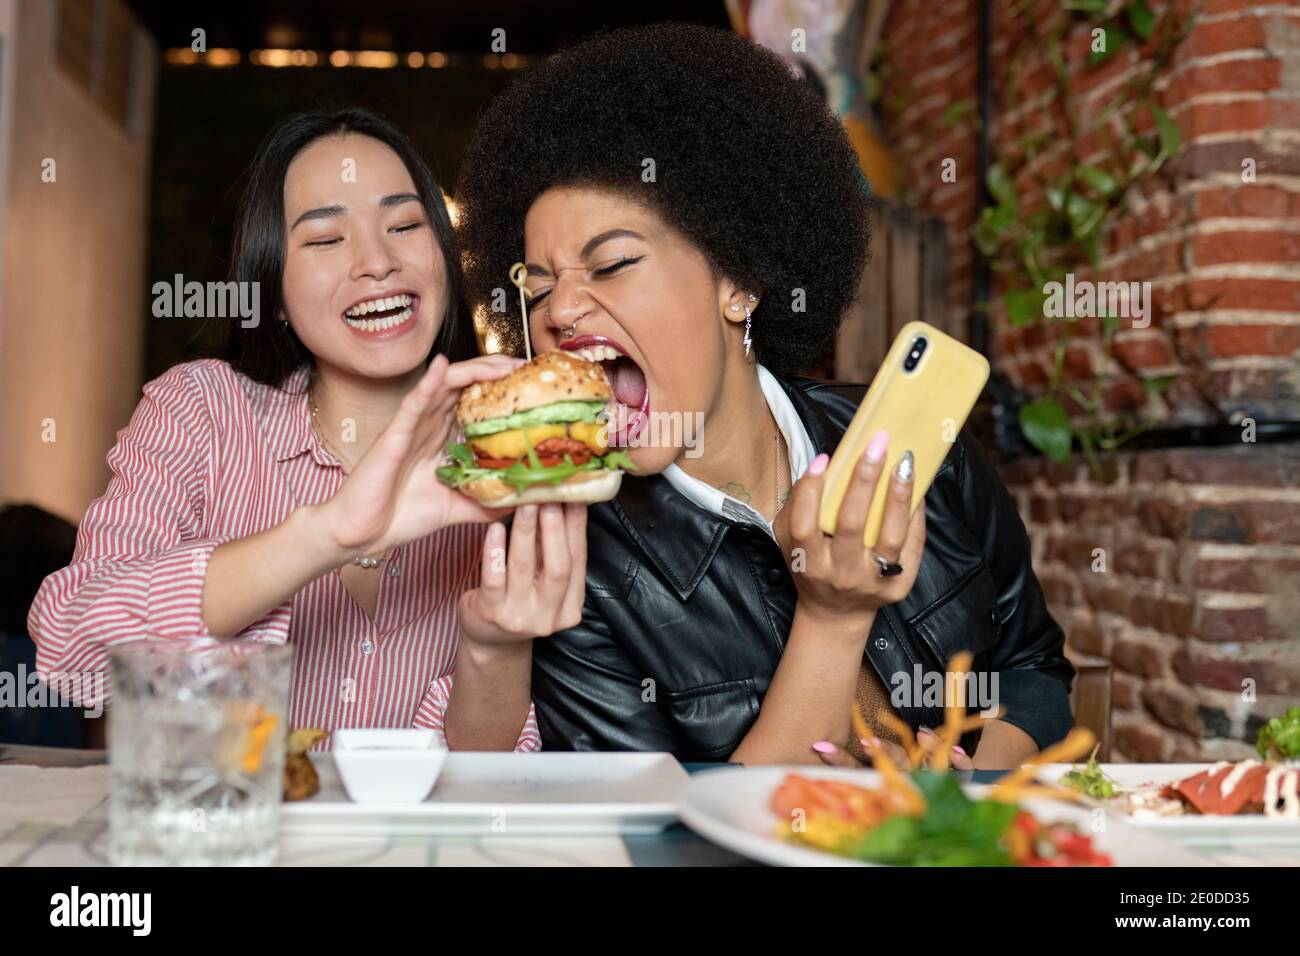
(455, 22, 871, 377)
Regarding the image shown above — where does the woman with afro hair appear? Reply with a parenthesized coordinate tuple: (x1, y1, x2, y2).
(443, 23, 1074, 768)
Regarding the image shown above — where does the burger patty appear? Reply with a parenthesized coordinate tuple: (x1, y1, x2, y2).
(474, 436, 594, 470)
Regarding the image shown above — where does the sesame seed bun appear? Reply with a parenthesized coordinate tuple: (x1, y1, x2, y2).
(456, 468, 623, 506)
(457, 350, 611, 424)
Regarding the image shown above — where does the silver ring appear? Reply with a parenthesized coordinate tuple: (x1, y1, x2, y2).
(562, 313, 588, 338)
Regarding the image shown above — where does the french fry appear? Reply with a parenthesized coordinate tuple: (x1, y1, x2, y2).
(781, 681, 1107, 863)
(931, 652, 974, 770)
(989, 727, 1096, 802)
(987, 783, 1088, 805)
(861, 735, 926, 816)
(1035, 727, 1099, 766)
(847, 697, 920, 770)
(939, 712, 1003, 766)
(878, 712, 926, 769)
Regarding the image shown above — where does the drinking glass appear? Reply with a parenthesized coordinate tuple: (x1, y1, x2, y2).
(107, 642, 292, 866)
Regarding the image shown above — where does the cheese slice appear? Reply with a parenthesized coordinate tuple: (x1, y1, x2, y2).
(470, 424, 567, 460)
(470, 421, 610, 460)
(568, 420, 609, 453)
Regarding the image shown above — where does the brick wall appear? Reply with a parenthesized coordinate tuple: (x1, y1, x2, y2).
(1000, 444, 1300, 760)
(876, 0, 982, 336)
(874, 0, 1300, 758)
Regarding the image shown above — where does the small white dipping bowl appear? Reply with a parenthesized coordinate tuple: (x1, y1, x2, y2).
(332, 728, 449, 803)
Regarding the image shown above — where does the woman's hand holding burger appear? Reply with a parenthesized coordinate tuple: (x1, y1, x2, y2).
(447, 352, 625, 648)
(441, 349, 629, 646)
(441, 499, 589, 752)
(457, 502, 588, 648)
(317, 349, 601, 647)
(316, 353, 525, 562)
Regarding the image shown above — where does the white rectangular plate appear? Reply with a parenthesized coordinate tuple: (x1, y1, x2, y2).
(280, 751, 688, 835)
(678, 766, 1209, 867)
(1036, 763, 1300, 845)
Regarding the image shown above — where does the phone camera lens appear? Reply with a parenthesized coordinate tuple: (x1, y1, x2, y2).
(902, 335, 929, 372)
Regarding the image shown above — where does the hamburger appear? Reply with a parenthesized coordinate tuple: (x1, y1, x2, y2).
(436, 350, 635, 506)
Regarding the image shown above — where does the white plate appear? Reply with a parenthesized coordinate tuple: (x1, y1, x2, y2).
(1037, 763, 1300, 845)
(679, 765, 1210, 867)
(280, 751, 688, 835)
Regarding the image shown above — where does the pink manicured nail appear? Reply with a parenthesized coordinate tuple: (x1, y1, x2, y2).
(952, 745, 967, 757)
(865, 430, 889, 463)
(860, 737, 881, 749)
(811, 740, 837, 754)
(808, 453, 829, 476)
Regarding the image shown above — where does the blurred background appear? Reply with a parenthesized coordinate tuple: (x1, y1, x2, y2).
(1, 0, 1297, 755)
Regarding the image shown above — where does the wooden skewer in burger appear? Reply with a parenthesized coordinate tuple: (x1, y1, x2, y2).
(435, 263, 635, 506)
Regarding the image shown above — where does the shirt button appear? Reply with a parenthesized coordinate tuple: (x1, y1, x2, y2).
(388, 563, 399, 578)
(361, 639, 375, 655)
(989, 608, 999, 626)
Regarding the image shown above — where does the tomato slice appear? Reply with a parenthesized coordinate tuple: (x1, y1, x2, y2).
(533, 437, 593, 464)
(473, 437, 594, 471)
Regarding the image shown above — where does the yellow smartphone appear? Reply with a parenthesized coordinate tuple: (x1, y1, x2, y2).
(818, 321, 990, 546)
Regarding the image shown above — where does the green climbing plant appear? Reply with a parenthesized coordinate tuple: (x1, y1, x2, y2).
(978, 0, 1199, 476)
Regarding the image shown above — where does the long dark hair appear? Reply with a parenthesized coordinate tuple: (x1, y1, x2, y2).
(224, 109, 475, 389)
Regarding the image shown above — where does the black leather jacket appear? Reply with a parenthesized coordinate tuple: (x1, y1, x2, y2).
(531, 374, 1075, 761)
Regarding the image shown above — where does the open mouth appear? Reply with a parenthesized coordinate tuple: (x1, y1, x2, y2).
(560, 336, 649, 446)
(343, 293, 416, 333)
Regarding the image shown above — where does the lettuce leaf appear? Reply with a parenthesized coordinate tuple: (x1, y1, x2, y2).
(1256, 707, 1300, 760)
(851, 770, 1019, 867)
(436, 442, 636, 494)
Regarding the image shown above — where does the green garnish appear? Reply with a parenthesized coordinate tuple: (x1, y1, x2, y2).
(435, 442, 636, 494)
(852, 770, 1021, 867)
(1057, 744, 1116, 799)
(1256, 707, 1300, 760)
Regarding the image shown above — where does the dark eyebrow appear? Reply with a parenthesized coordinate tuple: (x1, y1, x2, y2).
(380, 192, 421, 209)
(523, 228, 646, 279)
(291, 193, 421, 231)
(580, 228, 645, 259)
(291, 204, 345, 230)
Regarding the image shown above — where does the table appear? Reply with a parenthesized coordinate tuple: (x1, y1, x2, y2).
(0, 744, 753, 866)
(3, 744, 1297, 866)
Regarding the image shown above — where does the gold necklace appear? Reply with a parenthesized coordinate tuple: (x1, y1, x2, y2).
(775, 424, 789, 513)
(308, 382, 392, 571)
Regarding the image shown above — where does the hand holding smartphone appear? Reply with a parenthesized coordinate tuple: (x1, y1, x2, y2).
(819, 322, 989, 547)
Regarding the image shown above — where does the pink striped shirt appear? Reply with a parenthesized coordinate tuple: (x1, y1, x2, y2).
(27, 358, 540, 751)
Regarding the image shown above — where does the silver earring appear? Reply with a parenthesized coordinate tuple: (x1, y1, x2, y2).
(742, 305, 753, 358)
(729, 303, 739, 312)
(748, 293, 756, 303)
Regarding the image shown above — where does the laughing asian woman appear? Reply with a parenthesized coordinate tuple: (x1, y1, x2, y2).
(29, 109, 584, 748)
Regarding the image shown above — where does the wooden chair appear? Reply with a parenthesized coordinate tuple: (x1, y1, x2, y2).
(835, 198, 955, 384)
(1068, 655, 1113, 761)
